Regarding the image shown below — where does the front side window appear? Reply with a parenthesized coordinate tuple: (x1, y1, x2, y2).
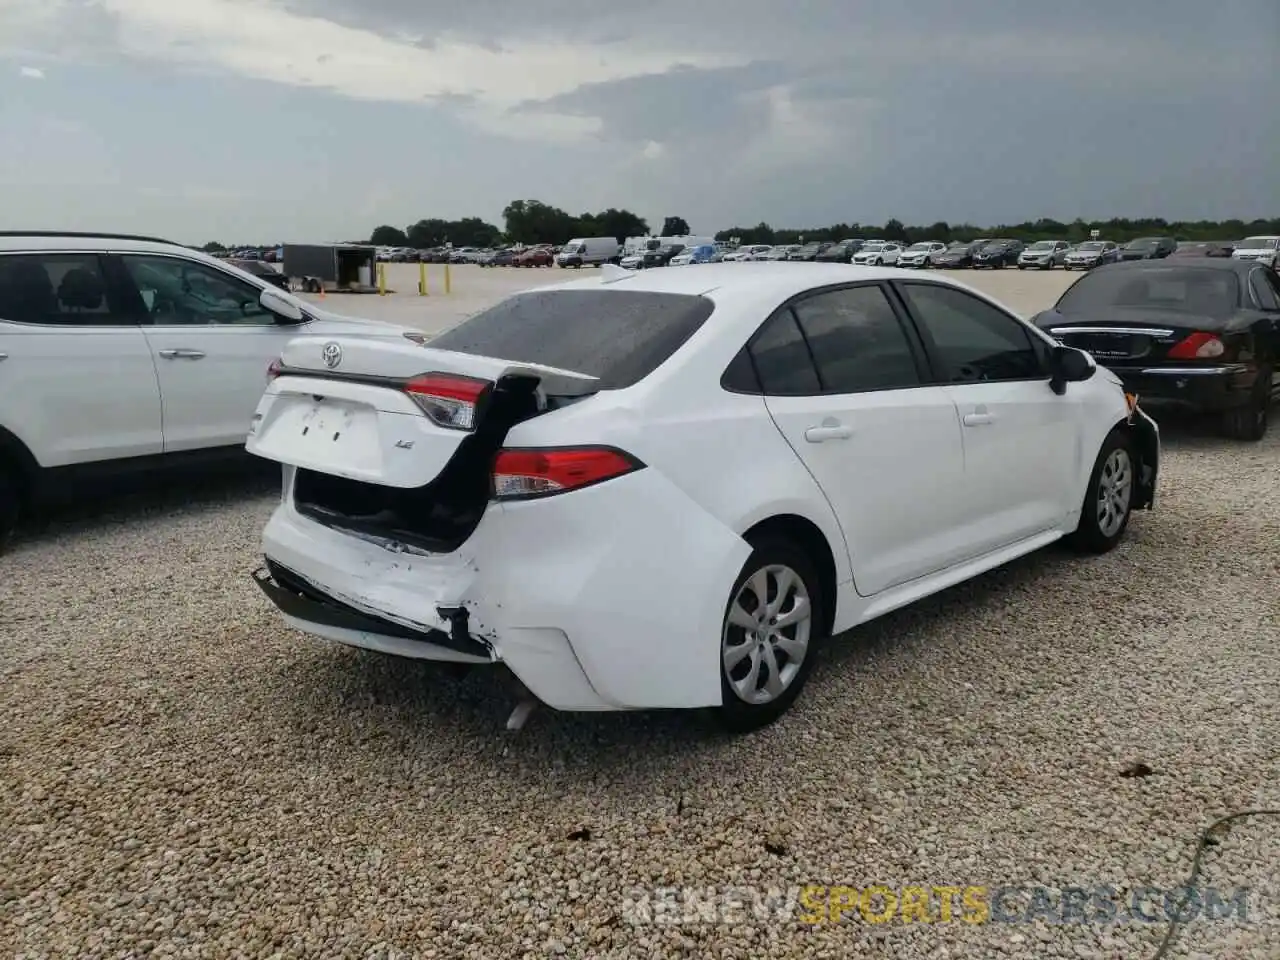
(899, 283, 1044, 382)
(790, 285, 921, 393)
(121, 255, 273, 325)
(0, 253, 120, 325)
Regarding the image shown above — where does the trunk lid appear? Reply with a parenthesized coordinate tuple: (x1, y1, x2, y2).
(246, 335, 597, 488)
(1044, 309, 1222, 366)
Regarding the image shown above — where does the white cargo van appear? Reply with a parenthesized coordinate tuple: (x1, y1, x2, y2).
(556, 237, 621, 268)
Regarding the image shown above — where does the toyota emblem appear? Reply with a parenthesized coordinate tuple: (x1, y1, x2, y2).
(321, 341, 342, 369)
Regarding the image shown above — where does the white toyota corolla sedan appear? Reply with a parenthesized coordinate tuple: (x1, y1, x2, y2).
(246, 263, 1159, 731)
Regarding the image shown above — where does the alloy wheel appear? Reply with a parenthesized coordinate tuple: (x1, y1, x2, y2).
(722, 564, 812, 705)
(1096, 448, 1133, 538)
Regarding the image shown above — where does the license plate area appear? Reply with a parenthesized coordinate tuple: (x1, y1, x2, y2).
(1068, 333, 1137, 359)
(256, 396, 383, 475)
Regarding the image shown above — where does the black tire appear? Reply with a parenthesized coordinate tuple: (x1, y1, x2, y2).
(0, 461, 21, 554)
(1220, 374, 1271, 442)
(1066, 428, 1135, 554)
(717, 538, 825, 733)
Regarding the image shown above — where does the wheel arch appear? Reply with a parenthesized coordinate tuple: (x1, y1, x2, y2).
(1110, 414, 1158, 510)
(740, 513, 839, 636)
(0, 423, 40, 498)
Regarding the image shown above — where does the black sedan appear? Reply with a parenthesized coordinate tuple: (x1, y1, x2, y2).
(971, 238, 1024, 269)
(641, 244, 685, 268)
(815, 239, 863, 263)
(1031, 258, 1280, 440)
(933, 240, 986, 269)
(231, 259, 290, 290)
(1118, 236, 1177, 261)
(788, 241, 832, 261)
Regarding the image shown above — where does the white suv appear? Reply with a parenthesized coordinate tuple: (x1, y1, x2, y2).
(0, 232, 417, 547)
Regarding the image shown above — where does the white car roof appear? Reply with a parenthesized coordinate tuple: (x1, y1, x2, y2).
(0, 233, 202, 255)
(534, 261, 951, 302)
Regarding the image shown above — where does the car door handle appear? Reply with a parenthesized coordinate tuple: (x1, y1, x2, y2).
(962, 412, 994, 426)
(157, 349, 206, 360)
(0, 352, 7, 361)
(804, 424, 852, 442)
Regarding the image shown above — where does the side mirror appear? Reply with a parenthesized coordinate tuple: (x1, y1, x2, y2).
(260, 286, 304, 324)
(1049, 345, 1095, 394)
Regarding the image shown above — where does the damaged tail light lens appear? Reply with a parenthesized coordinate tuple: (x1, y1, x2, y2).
(405, 373, 492, 431)
(492, 446, 643, 500)
(1166, 332, 1225, 360)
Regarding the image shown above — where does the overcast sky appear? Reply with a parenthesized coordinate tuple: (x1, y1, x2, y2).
(2, 0, 1277, 244)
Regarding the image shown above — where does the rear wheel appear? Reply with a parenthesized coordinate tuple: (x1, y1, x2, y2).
(1067, 429, 1135, 554)
(1221, 375, 1271, 441)
(718, 539, 824, 732)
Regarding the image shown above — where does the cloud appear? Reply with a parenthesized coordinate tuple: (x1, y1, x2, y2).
(0, 0, 1276, 241)
(0, 0, 739, 143)
(19, 65, 45, 79)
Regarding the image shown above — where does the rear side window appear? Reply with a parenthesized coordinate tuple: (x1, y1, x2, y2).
(0, 253, 120, 325)
(751, 311, 822, 395)
(427, 289, 715, 390)
(1249, 270, 1280, 310)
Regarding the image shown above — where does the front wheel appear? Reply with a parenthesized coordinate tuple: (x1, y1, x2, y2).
(718, 539, 824, 732)
(1066, 429, 1135, 554)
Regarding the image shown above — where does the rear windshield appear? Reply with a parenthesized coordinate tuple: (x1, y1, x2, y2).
(427, 289, 716, 390)
(1056, 268, 1240, 317)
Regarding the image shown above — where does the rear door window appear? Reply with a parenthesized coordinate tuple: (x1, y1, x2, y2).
(0, 253, 126, 325)
(426, 289, 715, 390)
(790, 285, 922, 392)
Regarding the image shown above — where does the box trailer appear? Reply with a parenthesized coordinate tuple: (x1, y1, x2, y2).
(281, 244, 378, 293)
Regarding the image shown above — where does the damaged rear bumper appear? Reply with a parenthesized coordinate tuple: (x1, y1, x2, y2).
(254, 466, 751, 714)
(253, 560, 493, 662)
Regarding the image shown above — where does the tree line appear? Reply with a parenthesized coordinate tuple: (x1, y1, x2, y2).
(202, 204, 1279, 252)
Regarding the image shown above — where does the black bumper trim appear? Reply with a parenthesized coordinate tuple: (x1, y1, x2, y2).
(254, 560, 493, 659)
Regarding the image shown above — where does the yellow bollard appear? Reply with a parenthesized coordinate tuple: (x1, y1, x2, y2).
(418, 261, 428, 296)
(377, 263, 387, 296)
(444, 263, 452, 295)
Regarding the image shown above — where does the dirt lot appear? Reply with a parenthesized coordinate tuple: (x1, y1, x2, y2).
(3, 265, 1278, 960)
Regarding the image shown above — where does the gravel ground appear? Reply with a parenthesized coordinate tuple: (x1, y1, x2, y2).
(2, 268, 1278, 959)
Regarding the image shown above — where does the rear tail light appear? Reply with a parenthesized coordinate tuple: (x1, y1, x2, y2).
(1166, 332, 1225, 360)
(492, 446, 643, 500)
(267, 357, 283, 380)
(405, 373, 492, 431)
